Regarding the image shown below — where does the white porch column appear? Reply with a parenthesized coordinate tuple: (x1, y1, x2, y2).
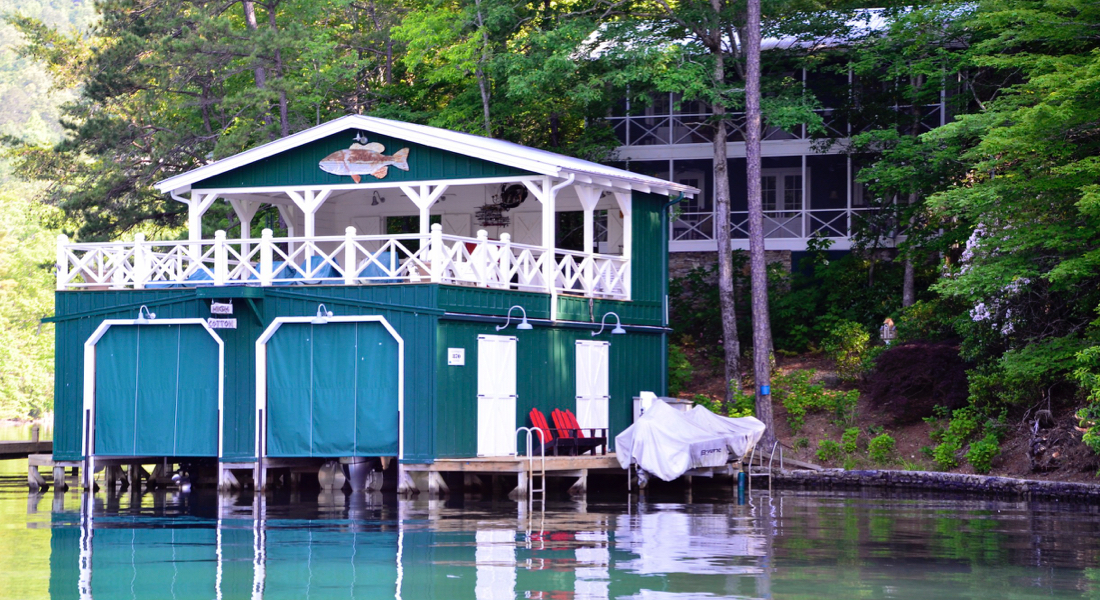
(576, 185, 603, 294)
(399, 184, 449, 237)
(286, 190, 332, 263)
(522, 178, 556, 298)
(229, 198, 262, 259)
(187, 193, 219, 262)
(614, 191, 633, 299)
(276, 204, 297, 255)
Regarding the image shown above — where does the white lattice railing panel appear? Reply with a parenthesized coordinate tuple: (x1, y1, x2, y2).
(56, 227, 630, 300)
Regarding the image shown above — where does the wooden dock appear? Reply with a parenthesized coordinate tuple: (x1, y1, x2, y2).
(0, 425, 52, 460)
(402, 453, 623, 496)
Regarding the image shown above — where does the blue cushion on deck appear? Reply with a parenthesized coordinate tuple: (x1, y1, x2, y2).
(357, 251, 401, 284)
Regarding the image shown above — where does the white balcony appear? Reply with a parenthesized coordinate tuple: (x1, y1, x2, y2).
(55, 225, 631, 300)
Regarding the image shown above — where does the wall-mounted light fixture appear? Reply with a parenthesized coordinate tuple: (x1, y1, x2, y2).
(135, 305, 157, 324)
(312, 304, 334, 325)
(592, 311, 626, 336)
(496, 305, 533, 331)
(371, 191, 386, 206)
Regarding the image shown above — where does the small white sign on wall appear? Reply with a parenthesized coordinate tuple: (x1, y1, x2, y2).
(208, 318, 237, 329)
(448, 348, 466, 366)
(210, 301, 233, 315)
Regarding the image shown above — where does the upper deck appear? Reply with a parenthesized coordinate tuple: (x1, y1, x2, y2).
(56, 115, 697, 302)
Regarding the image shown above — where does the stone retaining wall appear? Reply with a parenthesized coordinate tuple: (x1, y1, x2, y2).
(773, 469, 1100, 502)
(669, 250, 792, 281)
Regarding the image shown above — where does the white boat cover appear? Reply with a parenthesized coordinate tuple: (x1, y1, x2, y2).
(682, 406, 767, 459)
(615, 399, 729, 482)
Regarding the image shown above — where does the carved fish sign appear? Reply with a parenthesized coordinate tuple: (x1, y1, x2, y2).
(319, 142, 410, 183)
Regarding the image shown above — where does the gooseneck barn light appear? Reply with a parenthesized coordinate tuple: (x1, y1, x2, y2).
(312, 304, 334, 325)
(592, 311, 626, 336)
(496, 305, 533, 331)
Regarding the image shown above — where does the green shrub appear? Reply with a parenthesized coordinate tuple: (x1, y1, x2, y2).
(824, 320, 871, 382)
(794, 437, 809, 449)
(772, 369, 861, 432)
(868, 434, 896, 465)
(966, 433, 1000, 474)
(841, 427, 860, 454)
(816, 440, 842, 462)
(729, 384, 755, 417)
(692, 394, 720, 414)
(668, 344, 694, 397)
(932, 438, 961, 470)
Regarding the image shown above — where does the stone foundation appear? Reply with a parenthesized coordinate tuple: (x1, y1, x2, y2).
(774, 468, 1100, 502)
(669, 250, 792, 280)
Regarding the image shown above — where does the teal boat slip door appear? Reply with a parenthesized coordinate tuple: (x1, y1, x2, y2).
(575, 340, 610, 431)
(92, 324, 221, 457)
(266, 321, 400, 457)
(477, 334, 517, 457)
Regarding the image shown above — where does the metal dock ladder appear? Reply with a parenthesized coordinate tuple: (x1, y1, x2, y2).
(516, 427, 547, 505)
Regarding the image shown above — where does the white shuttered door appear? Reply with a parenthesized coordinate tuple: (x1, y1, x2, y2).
(478, 335, 518, 456)
(575, 340, 610, 431)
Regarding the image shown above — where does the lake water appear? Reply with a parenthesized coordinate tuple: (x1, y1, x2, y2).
(3, 463, 1100, 600)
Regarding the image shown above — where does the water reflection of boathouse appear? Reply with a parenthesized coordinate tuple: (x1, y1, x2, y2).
(49, 495, 770, 599)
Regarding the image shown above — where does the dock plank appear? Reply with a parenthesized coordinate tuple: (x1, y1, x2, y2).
(0, 441, 52, 460)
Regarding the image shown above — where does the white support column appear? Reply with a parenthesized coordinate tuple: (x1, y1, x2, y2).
(286, 190, 332, 263)
(802, 154, 808, 240)
(576, 185, 603, 294)
(133, 233, 148, 289)
(187, 193, 219, 264)
(276, 204, 297, 255)
(259, 228, 274, 286)
(846, 155, 853, 238)
(214, 230, 228, 286)
(229, 198, 262, 259)
(399, 184, 449, 239)
(344, 226, 357, 285)
(522, 178, 556, 297)
(188, 193, 220, 243)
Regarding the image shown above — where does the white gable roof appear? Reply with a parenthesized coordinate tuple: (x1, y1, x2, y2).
(155, 114, 697, 198)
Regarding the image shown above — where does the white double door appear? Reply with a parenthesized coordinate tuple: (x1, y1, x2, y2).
(477, 335, 517, 456)
(575, 340, 610, 431)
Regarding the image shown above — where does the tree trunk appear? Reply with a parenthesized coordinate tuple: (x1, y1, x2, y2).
(267, 5, 289, 137)
(242, 1, 267, 89)
(712, 52, 741, 408)
(902, 192, 918, 307)
(474, 0, 492, 136)
(745, 0, 774, 448)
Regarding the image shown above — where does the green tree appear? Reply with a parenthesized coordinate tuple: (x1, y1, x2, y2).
(926, 0, 1100, 407)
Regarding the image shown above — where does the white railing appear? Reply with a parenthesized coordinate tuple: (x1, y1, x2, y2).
(671, 208, 875, 242)
(56, 225, 631, 300)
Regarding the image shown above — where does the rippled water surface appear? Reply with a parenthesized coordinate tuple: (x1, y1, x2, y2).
(3, 467, 1100, 600)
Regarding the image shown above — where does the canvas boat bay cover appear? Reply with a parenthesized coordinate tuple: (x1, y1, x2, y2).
(682, 405, 767, 460)
(614, 397, 729, 482)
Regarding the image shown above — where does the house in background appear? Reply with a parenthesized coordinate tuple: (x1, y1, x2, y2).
(604, 71, 951, 276)
(48, 114, 695, 492)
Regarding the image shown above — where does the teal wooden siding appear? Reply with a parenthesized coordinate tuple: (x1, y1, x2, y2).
(434, 318, 665, 457)
(630, 191, 670, 309)
(53, 280, 667, 463)
(194, 131, 531, 189)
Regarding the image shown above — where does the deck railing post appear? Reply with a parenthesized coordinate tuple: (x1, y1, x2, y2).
(344, 226, 357, 285)
(259, 228, 273, 286)
(214, 230, 228, 286)
(56, 234, 69, 291)
(133, 233, 148, 289)
(430, 223, 444, 283)
(499, 233, 512, 284)
(475, 229, 488, 282)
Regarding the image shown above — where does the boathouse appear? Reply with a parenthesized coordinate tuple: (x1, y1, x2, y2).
(48, 115, 697, 490)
